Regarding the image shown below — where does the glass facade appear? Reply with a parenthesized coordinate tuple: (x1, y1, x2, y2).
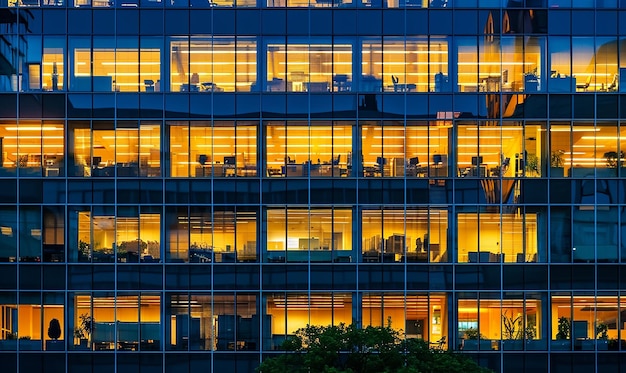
(1, 1, 626, 372)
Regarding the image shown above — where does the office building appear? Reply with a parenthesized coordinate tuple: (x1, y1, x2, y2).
(0, 0, 625, 372)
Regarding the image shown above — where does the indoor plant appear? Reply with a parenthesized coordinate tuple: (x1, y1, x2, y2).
(604, 150, 624, 176)
(551, 316, 571, 350)
(595, 321, 609, 350)
(74, 313, 93, 350)
(501, 311, 523, 350)
(550, 150, 565, 177)
(46, 318, 64, 351)
(463, 327, 491, 350)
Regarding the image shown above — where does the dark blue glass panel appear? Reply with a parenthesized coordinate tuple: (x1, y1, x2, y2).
(19, 94, 42, 118)
(429, 9, 452, 35)
(190, 10, 212, 33)
(116, 10, 140, 35)
(213, 94, 236, 118)
(93, 10, 115, 35)
(548, 10, 570, 35)
(236, 10, 261, 34)
(286, 10, 309, 35)
(140, 10, 165, 34)
(189, 95, 212, 118)
(116, 93, 140, 118)
(165, 10, 189, 34)
(262, 10, 286, 35)
(140, 94, 164, 118)
(166, 94, 190, 118)
(382, 10, 405, 35)
(213, 10, 236, 35)
(262, 94, 286, 117)
(286, 94, 308, 117)
(68, 9, 93, 35)
(333, 10, 357, 35)
(357, 10, 382, 34)
(42, 94, 65, 118)
(596, 10, 618, 35)
(42, 9, 66, 35)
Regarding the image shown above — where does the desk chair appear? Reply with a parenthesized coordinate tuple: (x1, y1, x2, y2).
(607, 73, 618, 91)
(430, 336, 446, 350)
(333, 74, 350, 92)
(143, 80, 155, 92)
(576, 75, 592, 91)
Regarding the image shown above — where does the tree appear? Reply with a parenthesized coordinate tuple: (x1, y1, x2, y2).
(256, 322, 492, 373)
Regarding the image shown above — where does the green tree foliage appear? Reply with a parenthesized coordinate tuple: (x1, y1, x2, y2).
(257, 323, 492, 373)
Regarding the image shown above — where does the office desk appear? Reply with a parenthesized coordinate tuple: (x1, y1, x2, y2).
(195, 164, 235, 177)
(305, 81, 330, 92)
(459, 166, 487, 177)
(282, 164, 306, 177)
(429, 165, 448, 177)
(333, 75, 351, 92)
(309, 164, 344, 177)
(393, 83, 417, 92)
(361, 76, 383, 92)
(404, 252, 428, 263)
(406, 165, 427, 177)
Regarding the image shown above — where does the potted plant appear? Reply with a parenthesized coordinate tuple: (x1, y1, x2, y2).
(0, 332, 17, 350)
(78, 240, 90, 262)
(19, 335, 40, 350)
(550, 150, 565, 177)
(524, 321, 544, 350)
(525, 153, 539, 176)
(551, 316, 571, 351)
(501, 311, 523, 350)
(46, 318, 64, 351)
(74, 313, 93, 350)
(604, 150, 625, 176)
(462, 327, 491, 351)
(595, 321, 609, 351)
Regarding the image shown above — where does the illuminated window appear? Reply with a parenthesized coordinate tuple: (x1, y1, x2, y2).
(168, 121, 257, 178)
(266, 208, 352, 263)
(170, 37, 256, 93)
(73, 294, 161, 351)
(457, 211, 538, 263)
(362, 208, 448, 263)
(266, 41, 352, 92)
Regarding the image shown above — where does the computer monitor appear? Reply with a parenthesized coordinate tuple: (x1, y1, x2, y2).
(198, 154, 208, 165)
(223, 156, 236, 165)
(376, 157, 387, 166)
(433, 154, 442, 164)
(92, 156, 102, 167)
(409, 157, 419, 166)
(471, 156, 483, 166)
